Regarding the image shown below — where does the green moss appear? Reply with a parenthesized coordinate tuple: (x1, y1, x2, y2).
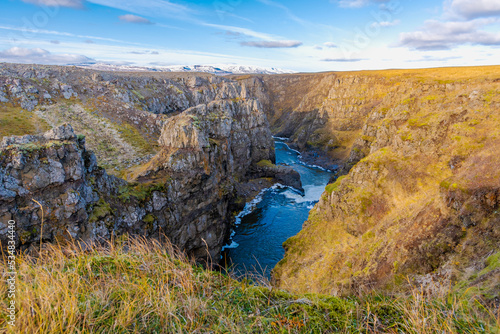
(400, 132, 413, 141)
(187, 114, 201, 129)
(402, 97, 415, 105)
(440, 178, 453, 189)
(143, 214, 155, 224)
(19, 228, 38, 244)
(361, 135, 375, 142)
(393, 261, 400, 273)
(115, 122, 156, 154)
(478, 252, 500, 276)
(362, 230, 375, 241)
(436, 79, 455, 84)
(483, 89, 497, 104)
(0, 106, 50, 139)
(256, 159, 275, 168)
(117, 181, 170, 203)
(89, 198, 112, 223)
(131, 90, 144, 100)
(408, 118, 429, 127)
(423, 95, 438, 101)
(359, 193, 373, 214)
(325, 175, 347, 194)
(17, 142, 42, 153)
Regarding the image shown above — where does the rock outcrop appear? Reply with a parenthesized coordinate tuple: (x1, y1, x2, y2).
(0, 64, 256, 173)
(0, 64, 301, 261)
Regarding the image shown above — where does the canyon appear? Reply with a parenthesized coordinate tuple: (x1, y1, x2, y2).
(0, 63, 499, 304)
(0, 63, 301, 261)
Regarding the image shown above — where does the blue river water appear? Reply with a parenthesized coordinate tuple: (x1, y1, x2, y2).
(221, 140, 332, 279)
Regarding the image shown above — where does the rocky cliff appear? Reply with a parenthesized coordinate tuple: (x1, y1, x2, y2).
(0, 63, 258, 174)
(270, 66, 500, 301)
(0, 63, 300, 261)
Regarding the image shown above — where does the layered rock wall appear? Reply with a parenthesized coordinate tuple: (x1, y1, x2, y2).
(0, 64, 301, 261)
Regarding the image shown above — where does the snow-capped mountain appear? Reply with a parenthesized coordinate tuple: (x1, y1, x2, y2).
(158, 64, 296, 75)
(76, 63, 296, 75)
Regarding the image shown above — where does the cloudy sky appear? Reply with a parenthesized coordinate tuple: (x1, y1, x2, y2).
(0, 0, 499, 71)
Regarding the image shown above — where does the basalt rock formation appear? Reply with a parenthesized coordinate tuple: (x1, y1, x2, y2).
(0, 63, 301, 261)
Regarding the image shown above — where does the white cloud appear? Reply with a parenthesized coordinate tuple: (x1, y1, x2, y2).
(448, 0, 500, 19)
(119, 14, 153, 24)
(86, 0, 192, 19)
(0, 47, 94, 64)
(336, 0, 389, 9)
(257, 0, 308, 26)
(240, 40, 303, 48)
(408, 55, 462, 62)
(322, 57, 365, 62)
(21, 0, 83, 8)
(202, 23, 278, 41)
(0, 25, 141, 45)
(398, 18, 500, 50)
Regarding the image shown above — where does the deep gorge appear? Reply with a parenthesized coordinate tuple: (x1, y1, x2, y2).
(0, 63, 499, 304)
(222, 139, 332, 278)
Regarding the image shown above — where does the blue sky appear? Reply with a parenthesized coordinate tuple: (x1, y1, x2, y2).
(0, 0, 499, 72)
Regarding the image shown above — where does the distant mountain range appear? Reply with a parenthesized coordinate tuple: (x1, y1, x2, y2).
(76, 63, 296, 75)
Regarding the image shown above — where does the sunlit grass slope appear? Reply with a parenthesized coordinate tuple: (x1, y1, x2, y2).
(0, 237, 498, 333)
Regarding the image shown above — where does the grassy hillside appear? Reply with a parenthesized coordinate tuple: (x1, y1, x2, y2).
(0, 237, 497, 333)
(242, 66, 500, 167)
(272, 66, 500, 305)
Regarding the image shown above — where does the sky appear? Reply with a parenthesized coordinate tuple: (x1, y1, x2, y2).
(0, 0, 499, 72)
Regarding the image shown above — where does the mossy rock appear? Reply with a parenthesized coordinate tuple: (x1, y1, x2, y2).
(256, 159, 276, 168)
(89, 198, 113, 223)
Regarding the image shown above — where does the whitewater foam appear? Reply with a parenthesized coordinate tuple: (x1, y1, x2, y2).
(282, 184, 325, 204)
(275, 141, 334, 172)
(221, 183, 286, 250)
(221, 241, 239, 251)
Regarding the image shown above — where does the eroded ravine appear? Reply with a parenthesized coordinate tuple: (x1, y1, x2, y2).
(222, 139, 332, 278)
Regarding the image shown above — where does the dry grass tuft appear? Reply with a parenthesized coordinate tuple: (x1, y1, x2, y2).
(0, 237, 497, 333)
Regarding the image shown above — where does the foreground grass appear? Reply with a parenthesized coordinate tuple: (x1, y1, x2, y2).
(0, 237, 498, 333)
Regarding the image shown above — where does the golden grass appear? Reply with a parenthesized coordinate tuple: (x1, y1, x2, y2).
(0, 236, 497, 333)
(335, 65, 500, 81)
(0, 106, 50, 139)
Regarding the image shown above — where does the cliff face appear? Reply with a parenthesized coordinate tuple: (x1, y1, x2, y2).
(0, 64, 255, 174)
(271, 66, 500, 299)
(233, 72, 368, 169)
(0, 64, 300, 261)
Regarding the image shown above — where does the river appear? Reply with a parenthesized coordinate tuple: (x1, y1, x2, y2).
(221, 139, 333, 279)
